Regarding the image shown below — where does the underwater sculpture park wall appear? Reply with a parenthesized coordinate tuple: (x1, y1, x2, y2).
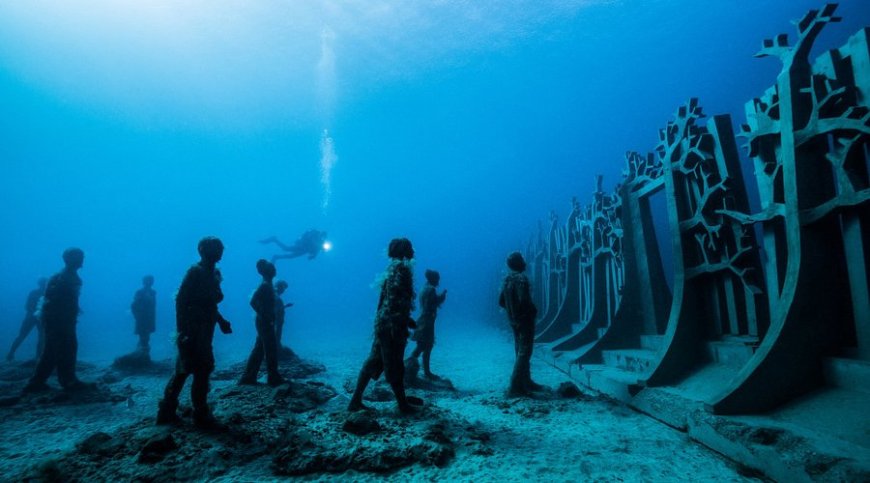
(528, 3, 870, 420)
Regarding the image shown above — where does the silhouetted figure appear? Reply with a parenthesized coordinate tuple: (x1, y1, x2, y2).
(23, 248, 91, 392)
(499, 252, 541, 397)
(274, 280, 294, 358)
(260, 229, 327, 262)
(239, 259, 286, 386)
(6, 278, 47, 362)
(131, 275, 156, 355)
(157, 237, 233, 429)
(406, 270, 447, 380)
(349, 238, 420, 413)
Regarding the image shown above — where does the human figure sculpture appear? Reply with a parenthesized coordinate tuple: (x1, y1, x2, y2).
(239, 259, 286, 386)
(274, 280, 294, 359)
(406, 269, 447, 380)
(23, 249, 91, 392)
(131, 275, 156, 355)
(499, 252, 542, 396)
(156, 237, 233, 429)
(348, 238, 420, 413)
(6, 278, 47, 362)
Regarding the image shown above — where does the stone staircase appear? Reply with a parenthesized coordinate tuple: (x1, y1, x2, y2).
(705, 335, 758, 368)
(570, 334, 663, 402)
(601, 349, 658, 373)
(556, 333, 767, 406)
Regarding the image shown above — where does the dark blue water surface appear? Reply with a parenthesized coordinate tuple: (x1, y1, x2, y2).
(1, 1, 868, 362)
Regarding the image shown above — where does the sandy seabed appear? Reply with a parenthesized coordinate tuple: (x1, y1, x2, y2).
(0, 324, 760, 482)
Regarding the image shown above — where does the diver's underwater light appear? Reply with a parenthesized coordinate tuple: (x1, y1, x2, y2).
(323, 241, 333, 252)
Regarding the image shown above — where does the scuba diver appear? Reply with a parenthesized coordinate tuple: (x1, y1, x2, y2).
(499, 251, 543, 397)
(6, 277, 47, 362)
(406, 270, 447, 380)
(23, 248, 92, 392)
(157, 237, 233, 429)
(348, 238, 421, 414)
(131, 275, 157, 356)
(260, 229, 329, 262)
(239, 259, 286, 386)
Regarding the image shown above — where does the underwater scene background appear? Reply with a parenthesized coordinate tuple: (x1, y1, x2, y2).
(2, 0, 866, 363)
(1, 3, 869, 480)
(0, 0, 870, 481)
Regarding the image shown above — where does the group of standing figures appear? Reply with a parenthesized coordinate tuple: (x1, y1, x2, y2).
(7, 236, 541, 428)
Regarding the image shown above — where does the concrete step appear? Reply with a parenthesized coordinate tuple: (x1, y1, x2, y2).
(602, 348, 658, 373)
(576, 364, 643, 403)
(630, 387, 704, 431)
(538, 351, 870, 483)
(705, 338, 758, 367)
(690, 391, 870, 482)
(720, 334, 760, 345)
(547, 351, 581, 376)
(823, 357, 870, 394)
(537, 338, 602, 374)
(640, 334, 664, 351)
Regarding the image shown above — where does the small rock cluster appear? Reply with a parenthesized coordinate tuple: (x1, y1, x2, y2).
(273, 407, 491, 476)
(110, 351, 174, 377)
(212, 352, 326, 382)
(0, 360, 131, 410)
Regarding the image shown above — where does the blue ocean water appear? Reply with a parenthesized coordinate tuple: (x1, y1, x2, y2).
(0, 0, 868, 363)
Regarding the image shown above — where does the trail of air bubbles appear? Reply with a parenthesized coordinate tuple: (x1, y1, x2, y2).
(317, 26, 337, 213)
(316, 26, 336, 118)
(320, 129, 337, 211)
